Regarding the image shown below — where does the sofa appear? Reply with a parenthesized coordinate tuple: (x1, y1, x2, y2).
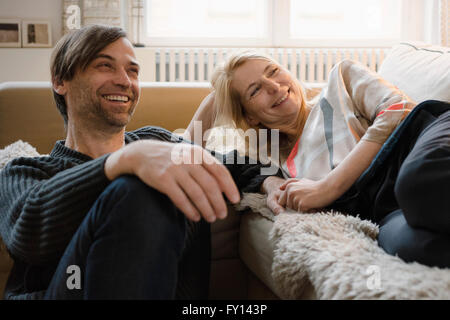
(1, 42, 449, 299)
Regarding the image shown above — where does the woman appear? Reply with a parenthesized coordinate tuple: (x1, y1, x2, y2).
(186, 51, 450, 268)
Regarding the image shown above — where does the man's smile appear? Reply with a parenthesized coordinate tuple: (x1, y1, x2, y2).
(102, 94, 131, 103)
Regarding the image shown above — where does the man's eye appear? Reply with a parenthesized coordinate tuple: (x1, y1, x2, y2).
(98, 63, 112, 69)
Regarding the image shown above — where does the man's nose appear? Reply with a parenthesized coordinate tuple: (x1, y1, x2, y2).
(113, 68, 132, 88)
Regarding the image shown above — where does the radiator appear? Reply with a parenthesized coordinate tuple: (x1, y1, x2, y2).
(144, 47, 390, 83)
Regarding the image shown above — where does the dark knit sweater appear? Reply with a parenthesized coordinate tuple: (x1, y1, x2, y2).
(0, 126, 273, 299)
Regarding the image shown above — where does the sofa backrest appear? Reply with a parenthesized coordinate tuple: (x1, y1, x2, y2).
(0, 82, 212, 154)
(2, 42, 448, 154)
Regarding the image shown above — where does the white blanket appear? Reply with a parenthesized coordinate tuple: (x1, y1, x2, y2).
(237, 192, 450, 300)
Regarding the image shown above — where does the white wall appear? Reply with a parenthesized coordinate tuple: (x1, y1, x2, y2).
(0, 0, 63, 46)
(0, 48, 157, 83)
(0, 0, 62, 83)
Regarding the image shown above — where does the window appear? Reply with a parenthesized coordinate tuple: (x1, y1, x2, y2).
(136, 0, 438, 47)
(143, 0, 271, 46)
(282, 0, 402, 47)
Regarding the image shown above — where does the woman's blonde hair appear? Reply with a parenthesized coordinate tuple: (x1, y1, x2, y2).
(211, 51, 310, 161)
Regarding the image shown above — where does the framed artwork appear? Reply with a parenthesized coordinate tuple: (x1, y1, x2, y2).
(22, 20, 52, 48)
(0, 19, 21, 48)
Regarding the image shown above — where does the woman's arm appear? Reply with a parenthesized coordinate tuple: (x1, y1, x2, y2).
(336, 59, 416, 144)
(279, 139, 382, 212)
(184, 91, 216, 148)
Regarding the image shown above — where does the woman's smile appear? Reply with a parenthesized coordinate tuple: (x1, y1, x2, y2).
(272, 88, 290, 108)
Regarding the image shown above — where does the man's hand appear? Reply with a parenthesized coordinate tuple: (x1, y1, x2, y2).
(261, 176, 286, 215)
(104, 140, 240, 223)
(278, 178, 337, 212)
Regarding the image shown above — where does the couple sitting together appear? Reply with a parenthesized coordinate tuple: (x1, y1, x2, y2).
(0, 24, 449, 300)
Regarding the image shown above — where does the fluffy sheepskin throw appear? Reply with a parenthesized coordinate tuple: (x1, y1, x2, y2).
(0, 140, 40, 168)
(236, 192, 450, 300)
(0, 141, 41, 281)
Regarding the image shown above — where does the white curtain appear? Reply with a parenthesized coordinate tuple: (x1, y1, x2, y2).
(126, 0, 144, 46)
(401, 0, 441, 45)
(441, 0, 449, 46)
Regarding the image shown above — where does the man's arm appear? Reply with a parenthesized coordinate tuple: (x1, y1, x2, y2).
(104, 140, 240, 223)
(0, 139, 241, 265)
(0, 155, 111, 265)
(216, 149, 287, 214)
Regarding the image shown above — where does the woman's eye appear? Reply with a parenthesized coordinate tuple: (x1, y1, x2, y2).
(269, 67, 279, 76)
(250, 86, 260, 97)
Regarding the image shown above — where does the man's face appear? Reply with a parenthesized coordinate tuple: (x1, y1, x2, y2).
(62, 37, 140, 130)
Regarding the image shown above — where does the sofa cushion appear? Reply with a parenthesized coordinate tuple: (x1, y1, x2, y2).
(239, 212, 277, 295)
(378, 42, 450, 103)
(239, 208, 317, 299)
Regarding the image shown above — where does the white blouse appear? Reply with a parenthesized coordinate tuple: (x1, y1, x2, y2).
(281, 60, 416, 180)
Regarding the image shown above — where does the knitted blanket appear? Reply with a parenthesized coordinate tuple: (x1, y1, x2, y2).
(236, 192, 450, 299)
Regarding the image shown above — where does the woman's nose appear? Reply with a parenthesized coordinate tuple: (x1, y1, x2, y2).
(263, 78, 280, 94)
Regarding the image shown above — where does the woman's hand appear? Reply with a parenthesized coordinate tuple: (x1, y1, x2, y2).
(277, 178, 338, 212)
(261, 176, 286, 215)
(278, 140, 383, 213)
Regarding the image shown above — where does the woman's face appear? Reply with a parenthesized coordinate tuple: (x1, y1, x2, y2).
(231, 59, 302, 132)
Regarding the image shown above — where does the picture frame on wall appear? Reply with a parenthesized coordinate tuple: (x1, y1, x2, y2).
(22, 20, 52, 48)
(0, 19, 21, 48)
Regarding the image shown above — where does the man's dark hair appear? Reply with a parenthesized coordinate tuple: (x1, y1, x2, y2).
(50, 24, 127, 124)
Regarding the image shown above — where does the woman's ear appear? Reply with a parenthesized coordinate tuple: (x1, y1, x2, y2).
(52, 77, 67, 95)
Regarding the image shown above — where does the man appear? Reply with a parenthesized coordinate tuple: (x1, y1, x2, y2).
(0, 25, 283, 299)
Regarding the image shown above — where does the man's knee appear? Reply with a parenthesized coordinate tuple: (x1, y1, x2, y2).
(94, 175, 186, 243)
(108, 174, 155, 203)
(106, 175, 172, 212)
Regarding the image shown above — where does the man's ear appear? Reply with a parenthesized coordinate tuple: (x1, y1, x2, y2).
(245, 113, 260, 126)
(52, 77, 67, 95)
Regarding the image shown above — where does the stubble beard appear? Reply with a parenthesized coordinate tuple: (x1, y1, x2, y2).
(76, 84, 136, 132)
